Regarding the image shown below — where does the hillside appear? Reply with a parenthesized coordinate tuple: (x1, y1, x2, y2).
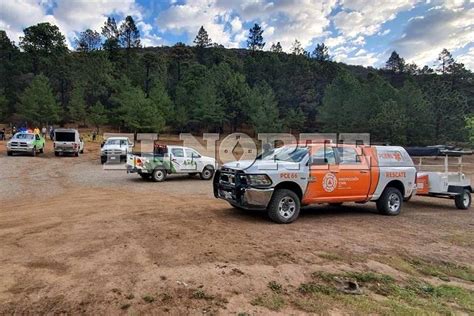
(0, 24, 473, 146)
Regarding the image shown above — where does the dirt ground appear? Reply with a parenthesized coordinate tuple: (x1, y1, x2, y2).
(0, 139, 473, 315)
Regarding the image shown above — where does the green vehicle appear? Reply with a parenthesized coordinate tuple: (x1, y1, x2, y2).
(7, 132, 46, 156)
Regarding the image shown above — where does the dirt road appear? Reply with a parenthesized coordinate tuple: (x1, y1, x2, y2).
(1, 140, 473, 314)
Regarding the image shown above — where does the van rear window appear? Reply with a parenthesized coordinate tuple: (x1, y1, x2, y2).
(55, 132, 75, 142)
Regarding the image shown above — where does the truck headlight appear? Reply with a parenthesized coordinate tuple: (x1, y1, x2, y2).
(247, 174, 272, 186)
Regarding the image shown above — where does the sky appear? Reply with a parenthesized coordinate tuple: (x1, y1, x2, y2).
(1, 0, 473, 69)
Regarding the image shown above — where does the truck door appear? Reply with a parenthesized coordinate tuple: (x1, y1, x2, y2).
(302, 145, 340, 203)
(170, 147, 186, 173)
(184, 148, 200, 172)
(334, 146, 371, 201)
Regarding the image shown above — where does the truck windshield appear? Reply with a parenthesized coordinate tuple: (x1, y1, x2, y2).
(258, 147, 308, 162)
(14, 134, 34, 140)
(55, 132, 75, 142)
(106, 139, 127, 145)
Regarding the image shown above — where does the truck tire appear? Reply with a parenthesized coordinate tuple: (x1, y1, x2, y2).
(31, 147, 36, 157)
(39, 147, 44, 154)
(376, 187, 403, 216)
(152, 168, 167, 182)
(74, 151, 79, 157)
(55, 151, 59, 157)
(100, 156, 107, 164)
(200, 166, 214, 180)
(455, 189, 471, 210)
(267, 189, 301, 224)
(7, 151, 12, 156)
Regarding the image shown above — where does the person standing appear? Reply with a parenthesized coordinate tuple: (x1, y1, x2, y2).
(41, 126, 47, 138)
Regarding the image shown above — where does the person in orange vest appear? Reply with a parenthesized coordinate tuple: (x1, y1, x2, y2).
(34, 127, 40, 135)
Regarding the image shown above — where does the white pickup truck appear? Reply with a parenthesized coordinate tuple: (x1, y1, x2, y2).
(214, 144, 417, 223)
(54, 128, 84, 157)
(100, 137, 134, 164)
(127, 145, 216, 182)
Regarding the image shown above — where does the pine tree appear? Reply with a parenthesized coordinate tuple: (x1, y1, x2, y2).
(284, 108, 305, 133)
(385, 51, 405, 73)
(75, 29, 101, 52)
(311, 43, 330, 61)
(291, 39, 305, 56)
(17, 74, 61, 125)
(68, 85, 87, 125)
(270, 42, 282, 53)
(119, 16, 141, 49)
(437, 49, 454, 74)
(88, 101, 108, 129)
(0, 89, 7, 121)
(247, 24, 265, 51)
(247, 83, 282, 133)
(101, 17, 120, 52)
(193, 26, 212, 48)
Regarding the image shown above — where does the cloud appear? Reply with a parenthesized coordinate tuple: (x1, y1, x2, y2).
(457, 46, 474, 70)
(333, 0, 419, 38)
(156, 0, 337, 51)
(392, 6, 474, 66)
(0, 0, 158, 48)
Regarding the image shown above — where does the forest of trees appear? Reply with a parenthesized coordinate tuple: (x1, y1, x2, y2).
(0, 17, 473, 146)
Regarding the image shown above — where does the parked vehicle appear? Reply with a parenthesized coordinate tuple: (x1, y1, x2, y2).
(214, 144, 417, 223)
(127, 144, 216, 182)
(101, 137, 134, 164)
(7, 132, 45, 156)
(406, 146, 472, 209)
(53, 128, 84, 157)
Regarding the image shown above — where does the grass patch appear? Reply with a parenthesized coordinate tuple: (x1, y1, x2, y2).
(318, 252, 344, 261)
(191, 289, 214, 300)
(267, 281, 283, 294)
(298, 283, 337, 296)
(142, 295, 155, 303)
(408, 258, 474, 282)
(251, 293, 285, 311)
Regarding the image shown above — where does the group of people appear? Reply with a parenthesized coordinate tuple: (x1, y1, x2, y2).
(0, 124, 55, 140)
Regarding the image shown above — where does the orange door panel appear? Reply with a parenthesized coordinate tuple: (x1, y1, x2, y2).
(302, 145, 371, 204)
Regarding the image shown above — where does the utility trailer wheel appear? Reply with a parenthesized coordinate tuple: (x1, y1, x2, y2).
(267, 189, 301, 224)
(152, 168, 167, 182)
(377, 187, 403, 216)
(455, 189, 471, 210)
(200, 166, 214, 180)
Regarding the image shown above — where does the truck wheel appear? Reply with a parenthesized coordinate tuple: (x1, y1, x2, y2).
(55, 151, 59, 157)
(152, 169, 167, 182)
(80, 149, 84, 154)
(39, 147, 44, 154)
(377, 187, 403, 215)
(267, 189, 301, 224)
(100, 156, 107, 164)
(74, 151, 79, 157)
(455, 189, 471, 209)
(200, 166, 214, 180)
(7, 151, 12, 156)
(31, 147, 36, 157)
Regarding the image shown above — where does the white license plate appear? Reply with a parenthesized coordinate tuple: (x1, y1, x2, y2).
(110, 156, 116, 160)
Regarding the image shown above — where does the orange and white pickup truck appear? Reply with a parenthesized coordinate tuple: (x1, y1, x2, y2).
(213, 144, 417, 223)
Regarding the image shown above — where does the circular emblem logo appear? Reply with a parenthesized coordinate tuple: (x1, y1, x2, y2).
(322, 173, 337, 192)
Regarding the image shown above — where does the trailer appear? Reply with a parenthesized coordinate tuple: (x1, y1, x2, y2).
(406, 146, 472, 209)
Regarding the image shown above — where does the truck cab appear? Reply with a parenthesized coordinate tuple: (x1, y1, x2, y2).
(214, 144, 416, 223)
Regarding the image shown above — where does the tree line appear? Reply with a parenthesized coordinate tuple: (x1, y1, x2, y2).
(0, 17, 473, 145)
